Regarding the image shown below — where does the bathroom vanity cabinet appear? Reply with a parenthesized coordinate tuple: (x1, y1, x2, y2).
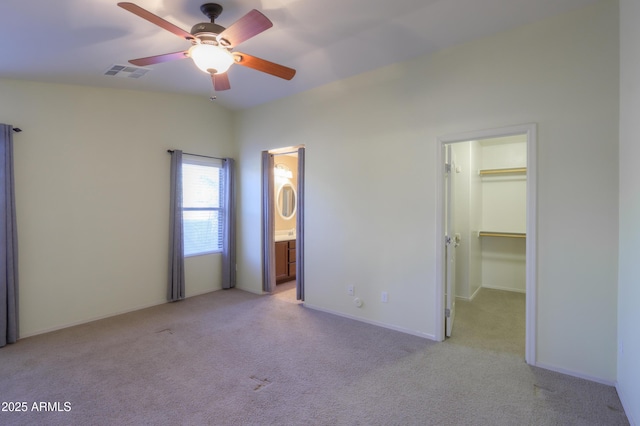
(275, 239, 296, 284)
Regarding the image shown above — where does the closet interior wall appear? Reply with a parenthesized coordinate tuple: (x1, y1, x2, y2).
(452, 136, 527, 300)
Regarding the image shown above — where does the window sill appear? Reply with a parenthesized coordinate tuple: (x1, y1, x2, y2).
(185, 251, 222, 258)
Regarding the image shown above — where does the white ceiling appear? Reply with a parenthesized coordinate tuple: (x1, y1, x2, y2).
(0, 0, 600, 110)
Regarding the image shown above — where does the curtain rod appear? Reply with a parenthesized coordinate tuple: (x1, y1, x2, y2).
(167, 150, 226, 161)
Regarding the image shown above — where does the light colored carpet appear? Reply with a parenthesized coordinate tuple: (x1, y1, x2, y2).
(0, 287, 629, 425)
(450, 288, 526, 356)
(272, 280, 298, 303)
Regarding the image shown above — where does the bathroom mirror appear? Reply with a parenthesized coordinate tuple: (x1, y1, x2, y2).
(277, 183, 297, 220)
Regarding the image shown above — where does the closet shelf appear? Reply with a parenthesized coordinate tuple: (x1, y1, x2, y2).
(478, 231, 526, 239)
(478, 167, 526, 176)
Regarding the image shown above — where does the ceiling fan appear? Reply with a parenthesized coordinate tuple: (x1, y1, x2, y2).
(117, 2, 296, 92)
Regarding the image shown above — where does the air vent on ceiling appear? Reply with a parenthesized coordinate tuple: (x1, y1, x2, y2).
(104, 64, 150, 78)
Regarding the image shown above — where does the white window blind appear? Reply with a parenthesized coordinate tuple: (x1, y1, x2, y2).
(182, 156, 223, 257)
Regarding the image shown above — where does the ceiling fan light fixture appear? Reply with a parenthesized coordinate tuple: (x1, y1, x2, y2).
(188, 44, 234, 75)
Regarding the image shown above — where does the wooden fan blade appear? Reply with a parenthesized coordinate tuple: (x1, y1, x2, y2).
(212, 73, 231, 91)
(233, 53, 296, 80)
(129, 51, 189, 66)
(118, 2, 195, 41)
(217, 10, 272, 47)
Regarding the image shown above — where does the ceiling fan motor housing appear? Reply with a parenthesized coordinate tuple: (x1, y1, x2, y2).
(191, 22, 226, 44)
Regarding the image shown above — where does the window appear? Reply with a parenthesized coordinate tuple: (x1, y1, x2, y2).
(182, 156, 224, 257)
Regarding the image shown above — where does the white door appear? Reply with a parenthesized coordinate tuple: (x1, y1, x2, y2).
(445, 145, 457, 337)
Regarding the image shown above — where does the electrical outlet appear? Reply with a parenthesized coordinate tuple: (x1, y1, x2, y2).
(381, 291, 388, 303)
(347, 285, 354, 296)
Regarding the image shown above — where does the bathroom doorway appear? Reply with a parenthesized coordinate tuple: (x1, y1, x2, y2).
(262, 146, 305, 301)
(436, 124, 537, 365)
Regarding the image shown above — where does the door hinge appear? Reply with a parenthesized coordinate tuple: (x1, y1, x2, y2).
(445, 163, 452, 173)
(445, 308, 451, 318)
(445, 235, 452, 246)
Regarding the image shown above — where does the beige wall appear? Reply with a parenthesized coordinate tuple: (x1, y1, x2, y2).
(236, 0, 619, 382)
(0, 79, 234, 336)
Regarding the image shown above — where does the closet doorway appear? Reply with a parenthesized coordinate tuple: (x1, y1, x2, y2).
(261, 146, 305, 302)
(435, 124, 537, 365)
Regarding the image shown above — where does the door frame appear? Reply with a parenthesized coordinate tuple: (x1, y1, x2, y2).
(262, 145, 305, 299)
(444, 144, 457, 337)
(434, 123, 537, 365)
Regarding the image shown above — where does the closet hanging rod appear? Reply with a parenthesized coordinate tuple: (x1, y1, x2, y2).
(478, 167, 526, 175)
(478, 231, 526, 238)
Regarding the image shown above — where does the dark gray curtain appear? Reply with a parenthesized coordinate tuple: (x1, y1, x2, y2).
(261, 151, 275, 293)
(221, 158, 236, 289)
(296, 147, 305, 301)
(168, 150, 185, 302)
(1, 124, 18, 347)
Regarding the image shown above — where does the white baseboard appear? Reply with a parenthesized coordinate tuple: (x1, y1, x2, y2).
(186, 287, 222, 298)
(482, 284, 526, 294)
(20, 299, 165, 339)
(469, 285, 482, 300)
(20, 289, 220, 339)
(457, 285, 519, 301)
(534, 361, 616, 387)
(455, 286, 482, 302)
(303, 303, 437, 341)
(616, 382, 637, 426)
